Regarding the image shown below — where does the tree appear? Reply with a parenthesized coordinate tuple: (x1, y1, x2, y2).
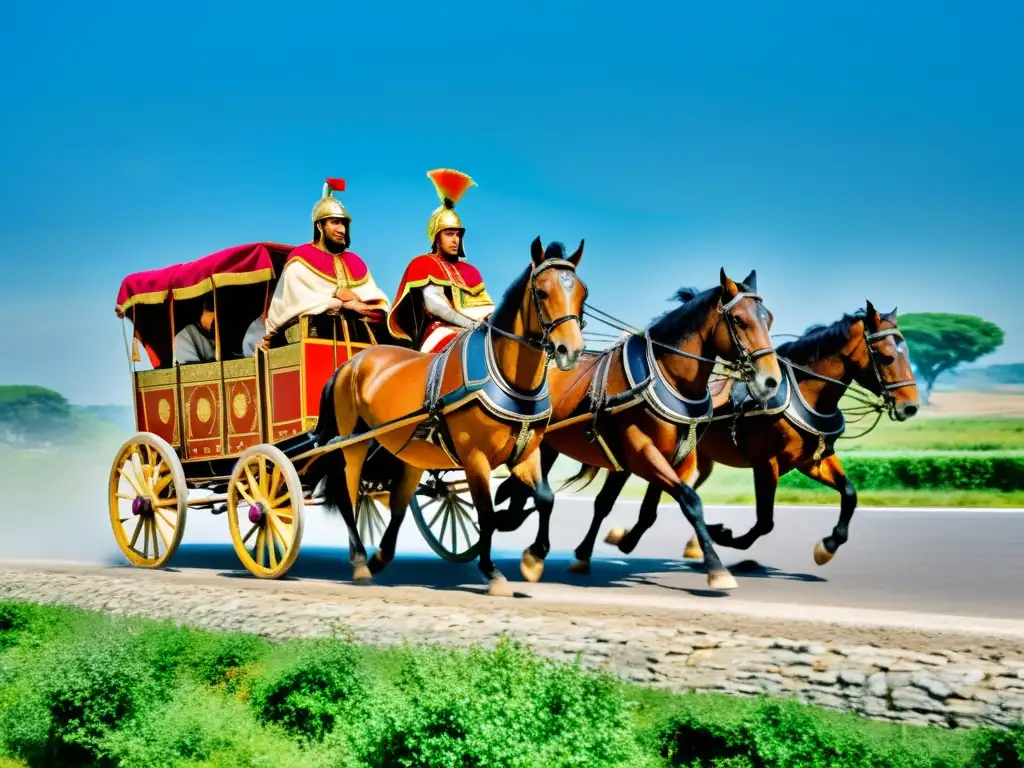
(899, 313, 1005, 404)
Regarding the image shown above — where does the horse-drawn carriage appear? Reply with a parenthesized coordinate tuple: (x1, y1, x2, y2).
(109, 242, 482, 579)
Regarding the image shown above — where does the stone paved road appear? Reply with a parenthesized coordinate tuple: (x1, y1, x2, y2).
(14, 494, 1020, 622)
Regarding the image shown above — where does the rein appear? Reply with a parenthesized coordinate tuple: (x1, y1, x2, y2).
(483, 258, 588, 360)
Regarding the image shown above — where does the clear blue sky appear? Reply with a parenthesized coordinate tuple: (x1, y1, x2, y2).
(1, 0, 1021, 405)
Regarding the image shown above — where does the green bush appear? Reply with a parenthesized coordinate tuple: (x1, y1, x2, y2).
(968, 724, 1024, 767)
(373, 637, 657, 768)
(779, 455, 1024, 491)
(248, 637, 369, 743)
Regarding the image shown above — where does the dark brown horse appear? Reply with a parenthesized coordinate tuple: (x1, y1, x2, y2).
(312, 238, 589, 596)
(572, 301, 920, 570)
(494, 269, 783, 591)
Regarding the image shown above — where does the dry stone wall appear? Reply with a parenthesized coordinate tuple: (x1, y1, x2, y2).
(1, 566, 1022, 730)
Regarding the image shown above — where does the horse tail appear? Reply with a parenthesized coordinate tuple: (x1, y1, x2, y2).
(558, 464, 601, 493)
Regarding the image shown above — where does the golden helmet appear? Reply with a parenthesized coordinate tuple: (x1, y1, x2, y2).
(312, 177, 351, 224)
(426, 169, 476, 244)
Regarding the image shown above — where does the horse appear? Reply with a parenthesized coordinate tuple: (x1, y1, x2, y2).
(574, 301, 920, 570)
(310, 237, 589, 596)
(493, 268, 783, 591)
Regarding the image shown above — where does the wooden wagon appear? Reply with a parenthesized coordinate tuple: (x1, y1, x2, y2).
(110, 242, 482, 578)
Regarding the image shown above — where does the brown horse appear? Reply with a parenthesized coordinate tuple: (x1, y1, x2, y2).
(494, 268, 783, 591)
(574, 301, 920, 570)
(311, 238, 589, 596)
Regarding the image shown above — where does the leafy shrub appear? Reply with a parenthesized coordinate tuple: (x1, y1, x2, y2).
(100, 680, 346, 768)
(779, 455, 1024, 491)
(373, 636, 657, 768)
(656, 696, 975, 768)
(968, 723, 1024, 767)
(248, 637, 369, 743)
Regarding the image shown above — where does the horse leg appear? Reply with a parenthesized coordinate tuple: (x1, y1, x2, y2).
(342, 440, 374, 583)
(682, 453, 714, 560)
(606, 481, 660, 555)
(368, 462, 424, 574)
(706, 460, 779, 550)
(518, 449, 556, 582)
(799, 455, 858, 565)
(569, 470, 630, 574)
(634, 440, 736, 590)
(495, 441, 558, 533)
(463, 452, 512, 597)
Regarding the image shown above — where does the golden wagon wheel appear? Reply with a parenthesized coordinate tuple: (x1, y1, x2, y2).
(108, 432, 188, 568)
(355, 485, 391, 549)
(227, 444, 305, 579)
(410, 470, 481, 563)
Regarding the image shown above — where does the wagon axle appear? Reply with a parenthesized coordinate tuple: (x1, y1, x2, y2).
(247, 503, 266, 526)
(130, 496, 153, 517)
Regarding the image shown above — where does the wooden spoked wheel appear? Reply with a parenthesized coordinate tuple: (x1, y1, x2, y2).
(410, 470, 481, 563)
(355, 483, 391, 548)
(108, 432, 188, 568)
(227, 444, 305, 579)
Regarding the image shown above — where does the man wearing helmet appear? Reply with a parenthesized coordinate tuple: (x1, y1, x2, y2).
(242, 178, 390, 355)
(387, 168, 494, 354)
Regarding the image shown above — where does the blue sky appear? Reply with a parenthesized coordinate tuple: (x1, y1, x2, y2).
(1, 0, 1021, 405)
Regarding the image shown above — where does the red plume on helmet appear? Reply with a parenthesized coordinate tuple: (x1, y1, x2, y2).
(427, 169, 475, 208)
(324, 177, 346, 195)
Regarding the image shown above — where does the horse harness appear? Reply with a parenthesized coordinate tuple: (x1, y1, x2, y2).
(410, 257, 585, 469)
(576, 289, 771, 472)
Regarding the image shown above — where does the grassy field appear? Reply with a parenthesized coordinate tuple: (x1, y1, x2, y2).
(548, 416, 1024, 507)
(2, 600, 1020, 768)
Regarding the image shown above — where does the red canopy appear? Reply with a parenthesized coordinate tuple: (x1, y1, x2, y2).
(115, 242, 297, 369)
(115, 242, 295, 314)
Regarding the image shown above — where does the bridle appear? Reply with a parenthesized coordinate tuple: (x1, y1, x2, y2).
(716, 291, 776, 384)
(862, 327, 917, 415)
(487, 258, 588, 360)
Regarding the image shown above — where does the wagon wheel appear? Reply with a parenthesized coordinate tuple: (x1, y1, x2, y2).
(410, 470, 481, 563)
(355, 481, 391, 549)
(108, 432, 188, 568)
(227, 444, 305, 579)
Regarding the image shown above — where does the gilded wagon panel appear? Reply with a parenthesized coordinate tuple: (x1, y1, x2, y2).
(180, 362, 225, 459)
(223, 358, 262, 456)
(135, 369, 179, 447)
(266, 344, 303, 440)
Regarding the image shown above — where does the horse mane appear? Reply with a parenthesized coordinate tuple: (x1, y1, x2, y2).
(489, 241, 568, 330)
(776, 310, 866, 364)
(647, 279, 754, 344)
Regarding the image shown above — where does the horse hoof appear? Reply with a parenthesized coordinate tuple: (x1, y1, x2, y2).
(520, 550, 545, 583)
(707, 569, 738, 591)
(813, 541, 834, 566)
(568, 559, 591, 575)
(604, 527, 627, 546)
(368, 552, 389, 575)
(683, 536, 704, 559)
(487, 577, 514, 597)
(352, 564, 374, 584)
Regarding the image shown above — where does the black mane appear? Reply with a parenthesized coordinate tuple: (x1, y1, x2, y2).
(776, 310, 866, 364)
(490, 242, 568, 330)
(647, 280, 754, 344)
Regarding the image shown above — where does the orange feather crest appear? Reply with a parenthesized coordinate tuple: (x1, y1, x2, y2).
(427, 168, 475, 206)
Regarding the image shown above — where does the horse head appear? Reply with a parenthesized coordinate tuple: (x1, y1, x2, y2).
(856, 301, 920, 421)
(710, 268, 782, 402)
(527, 237, 588, 371)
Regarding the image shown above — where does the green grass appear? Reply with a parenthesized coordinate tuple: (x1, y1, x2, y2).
(3, 600, 1019, 768)
(833, 416, 1024, 453)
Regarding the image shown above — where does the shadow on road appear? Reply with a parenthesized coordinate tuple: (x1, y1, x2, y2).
(102, 543, 826, 596)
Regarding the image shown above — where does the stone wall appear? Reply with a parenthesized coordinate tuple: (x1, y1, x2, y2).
(1, 565, 1022, 730)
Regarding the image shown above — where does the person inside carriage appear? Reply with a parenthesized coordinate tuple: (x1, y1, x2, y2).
(241, 178, 391, 356)
(174, 293, 218, 364)
(386, 168, 495, 354)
